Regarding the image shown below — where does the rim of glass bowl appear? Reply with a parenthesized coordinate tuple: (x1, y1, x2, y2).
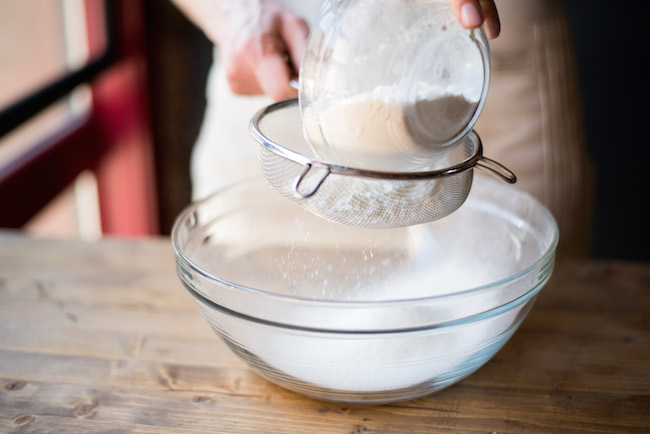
(171, 178, 558, 333)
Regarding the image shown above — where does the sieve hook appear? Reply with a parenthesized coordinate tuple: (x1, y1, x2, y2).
(292, 164, 331, 199)
(476, 157, 517, 184)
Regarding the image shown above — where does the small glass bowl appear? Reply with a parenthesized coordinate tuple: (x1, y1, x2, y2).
(172, 176, 557, 404)
(299, 0, 491, 172)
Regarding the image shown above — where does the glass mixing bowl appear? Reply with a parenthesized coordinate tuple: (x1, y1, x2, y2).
(172, 176, 557, 404)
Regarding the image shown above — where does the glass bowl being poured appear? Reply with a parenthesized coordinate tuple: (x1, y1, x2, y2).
(299, 0, 491, 172)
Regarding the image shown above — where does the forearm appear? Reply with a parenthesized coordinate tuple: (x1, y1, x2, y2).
(170, 0, 279, 45)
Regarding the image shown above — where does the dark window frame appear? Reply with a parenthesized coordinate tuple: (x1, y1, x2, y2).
(0, 0, 159, 235)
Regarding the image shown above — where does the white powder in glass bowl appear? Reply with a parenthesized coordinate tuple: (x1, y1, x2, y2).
(201, 192, 542, 393)
(303, 87, 478, 172)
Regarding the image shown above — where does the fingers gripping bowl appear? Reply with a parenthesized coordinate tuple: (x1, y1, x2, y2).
(172, 176, 558, 404)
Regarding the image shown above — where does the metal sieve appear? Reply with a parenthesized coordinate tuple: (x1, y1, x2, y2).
(250, 98, 516, 229)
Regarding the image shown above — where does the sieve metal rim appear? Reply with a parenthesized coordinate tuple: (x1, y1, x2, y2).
(251, 98, 487, 181)
(251, 98, 515, 200)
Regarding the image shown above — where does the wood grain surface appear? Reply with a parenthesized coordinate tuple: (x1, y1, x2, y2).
(0, 231, 648, 433)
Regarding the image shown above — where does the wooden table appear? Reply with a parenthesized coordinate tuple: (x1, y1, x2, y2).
(0, 231, 648, 433)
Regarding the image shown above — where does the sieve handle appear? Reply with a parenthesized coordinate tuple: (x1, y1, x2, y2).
(476, 157, 517, 184)
(293, 164, 331, 199)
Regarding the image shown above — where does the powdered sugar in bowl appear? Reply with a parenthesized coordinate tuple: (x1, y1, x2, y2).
(299, 0, 491, 172)
(172, 175, 557, 404)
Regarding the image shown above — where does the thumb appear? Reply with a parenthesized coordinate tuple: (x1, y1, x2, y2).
(450, 0, 484, 28)
(449, 0, 500, 39)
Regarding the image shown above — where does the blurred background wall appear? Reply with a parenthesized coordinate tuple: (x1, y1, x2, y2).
(144, 0, 212, 235)
(560, 0, 649, 260)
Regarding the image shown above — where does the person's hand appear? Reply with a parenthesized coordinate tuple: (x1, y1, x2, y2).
(172, 0, 309, 101)
(172, 0, 499, 102)
(215, 0, 308, 101)
(450, 0, 500, 39)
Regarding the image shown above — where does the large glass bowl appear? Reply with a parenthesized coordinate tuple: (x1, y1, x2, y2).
(172, 175, 557, 404)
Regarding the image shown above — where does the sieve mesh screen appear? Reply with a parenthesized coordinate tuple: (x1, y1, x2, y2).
(252, 100, 508, 229)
